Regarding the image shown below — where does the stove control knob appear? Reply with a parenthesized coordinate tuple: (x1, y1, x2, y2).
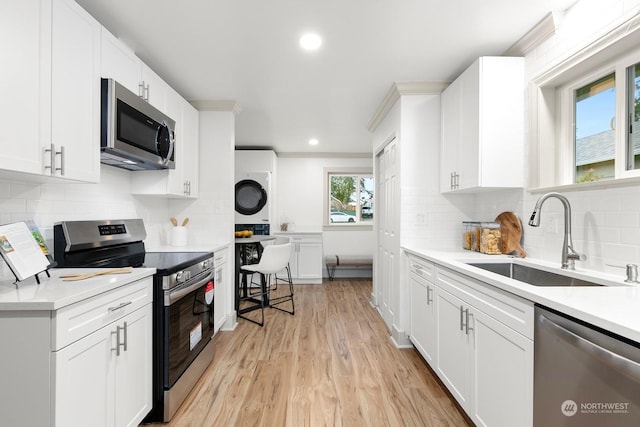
(201, 259, 211, 269)
(176, 271, 185, 283)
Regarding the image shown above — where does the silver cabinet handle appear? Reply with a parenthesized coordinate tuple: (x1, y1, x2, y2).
(122, 321, 128, 353)
(108, 301, 132, 312)
(426, 286, 433, 305)
(56, 145, 64, 176)
(450, 172, 455, 190)
(112, 321, 127, 356)
(44, 144, 55, 174)
(460, 305, 465, 331)
(466, 311, 474, 335)
(540, 314, 640, 382)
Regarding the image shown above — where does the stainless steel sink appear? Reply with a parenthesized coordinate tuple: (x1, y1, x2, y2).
(466, 262, 607, 287)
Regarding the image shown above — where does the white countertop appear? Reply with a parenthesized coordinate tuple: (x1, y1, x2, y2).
(0, 267, 156, 311)
(404, 247, 640, 343)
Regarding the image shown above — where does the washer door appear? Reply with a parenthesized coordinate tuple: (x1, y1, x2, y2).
(235, 179, 268, 215)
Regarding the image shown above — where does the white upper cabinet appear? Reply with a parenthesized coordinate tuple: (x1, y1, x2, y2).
(130, 89, 200, 198)
(0, 0, 50, 176)
(0, 0, 100, 182)
(101, 29, 142, 96)
(101, 31, 171, 114)
(440, 56, 524, 193)
(51, 0, 101, 182)
(141, 62, 170, 112)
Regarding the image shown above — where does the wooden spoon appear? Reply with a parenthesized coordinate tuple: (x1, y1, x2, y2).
(495, 212, 527, 258)
(60, 267, 133, 281)
(182, 217, 189, 227)
(170, 217, 178, 226)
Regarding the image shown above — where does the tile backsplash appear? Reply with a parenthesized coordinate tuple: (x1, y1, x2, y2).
(0, 166, 169, 280)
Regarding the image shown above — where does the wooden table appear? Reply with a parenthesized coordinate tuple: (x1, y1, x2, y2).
(234, 235, 275, 314)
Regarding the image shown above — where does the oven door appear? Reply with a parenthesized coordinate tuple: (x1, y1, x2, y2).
(164, 271, 215, 388)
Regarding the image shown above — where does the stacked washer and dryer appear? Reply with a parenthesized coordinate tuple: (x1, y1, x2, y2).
(234, 150, 277, 236)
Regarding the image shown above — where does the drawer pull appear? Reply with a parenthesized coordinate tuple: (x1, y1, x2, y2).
(108, 301, 132, 312)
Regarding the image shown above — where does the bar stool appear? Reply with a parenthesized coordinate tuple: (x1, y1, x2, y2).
(238, 242, 293, 326)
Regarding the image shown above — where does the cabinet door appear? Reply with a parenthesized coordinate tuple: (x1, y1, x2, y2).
(471, 308, 533, 427)
(101, 29, 142, 95)
(457, 60, 480, 191)
(114, 304, 153, 427)
(214, 262, 226, 333)
(440, 79, 460, 192)
(181, 100, 200, 198)
(409, 273, 436, 365)
(54, 322, 114, 427)
(141, 63, 168, 112)
(51, 0, 101, 182)
(294, 239, 323, 282)
(435, 287, 472, 411)
(0, 0, 50, 175)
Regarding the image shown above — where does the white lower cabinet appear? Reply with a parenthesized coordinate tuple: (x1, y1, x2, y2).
(1, 277, 153, 427)
(435, 267, 534, 427)
(408, 255, 436, 365)
(406, 253, 534, 427)
(54, 278, 153, 427)
(213, 247, 228, 333)
(277, 232, 323, 284)
(54, 304, 152, 427)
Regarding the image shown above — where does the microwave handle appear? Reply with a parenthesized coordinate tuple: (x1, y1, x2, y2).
(156, 120, 175, 166)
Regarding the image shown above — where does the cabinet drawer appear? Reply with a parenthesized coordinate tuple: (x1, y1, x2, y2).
(53, 277, 153, 350)
(436, 267, 534, 339)
(407, 255, 435, 282)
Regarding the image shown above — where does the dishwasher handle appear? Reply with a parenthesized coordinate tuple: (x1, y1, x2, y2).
(540, 314, 640, 383)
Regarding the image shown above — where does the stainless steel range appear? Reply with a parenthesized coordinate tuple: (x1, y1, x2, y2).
(54, 219, 215, 423)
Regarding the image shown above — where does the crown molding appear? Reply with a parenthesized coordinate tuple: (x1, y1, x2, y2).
(504, 12, 561, 57)
(276, 152, 373, 159)
(189, 100, 242, 115)
(367, 81, 449, 133)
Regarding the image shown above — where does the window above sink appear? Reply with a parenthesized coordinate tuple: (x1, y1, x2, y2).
(529, 13, 640, 192)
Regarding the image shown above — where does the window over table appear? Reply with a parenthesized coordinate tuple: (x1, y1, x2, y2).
(324, 170, 374, 227)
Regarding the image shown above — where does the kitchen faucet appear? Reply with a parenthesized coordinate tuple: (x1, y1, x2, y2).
(528, 192, 585, 270)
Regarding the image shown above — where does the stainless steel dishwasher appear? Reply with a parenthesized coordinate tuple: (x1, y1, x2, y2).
(534, 305, 640, 426)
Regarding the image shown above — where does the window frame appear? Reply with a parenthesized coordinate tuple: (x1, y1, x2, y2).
(530, 26, 640, 192)
(323, 167, 374, 230)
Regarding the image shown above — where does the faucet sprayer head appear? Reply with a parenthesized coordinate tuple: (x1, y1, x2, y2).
(528, 209, 540, 227)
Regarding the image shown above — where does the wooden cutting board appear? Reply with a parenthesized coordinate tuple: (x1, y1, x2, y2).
(495, 211, 526, 258)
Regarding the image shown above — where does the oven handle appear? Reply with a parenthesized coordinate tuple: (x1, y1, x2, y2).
(540, 314, 640, 383)
(165, 271, 214, 306)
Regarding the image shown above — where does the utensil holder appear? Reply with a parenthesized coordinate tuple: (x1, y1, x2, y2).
(171, 226, 188, 246)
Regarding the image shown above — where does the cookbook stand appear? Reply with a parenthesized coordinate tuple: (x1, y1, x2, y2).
(0, 255, 54, 287)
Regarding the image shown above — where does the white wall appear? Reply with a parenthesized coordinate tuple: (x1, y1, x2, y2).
(473, 0, 640, 274)
(276, 155, 375, 260)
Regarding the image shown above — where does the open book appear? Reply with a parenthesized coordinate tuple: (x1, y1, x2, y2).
(0, 221, 52, 281)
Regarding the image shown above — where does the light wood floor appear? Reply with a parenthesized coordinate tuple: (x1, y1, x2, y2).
(165, 279, 472, 427)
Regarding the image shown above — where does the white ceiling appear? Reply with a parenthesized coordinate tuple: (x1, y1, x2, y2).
(75, 0, 577, 154)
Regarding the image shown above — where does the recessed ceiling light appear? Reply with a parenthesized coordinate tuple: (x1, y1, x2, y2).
(309, 138, 319, 146)
(299, 33, 322, 51)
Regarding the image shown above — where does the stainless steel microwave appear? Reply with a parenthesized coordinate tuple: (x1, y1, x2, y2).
(100, 78, 175, 171)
